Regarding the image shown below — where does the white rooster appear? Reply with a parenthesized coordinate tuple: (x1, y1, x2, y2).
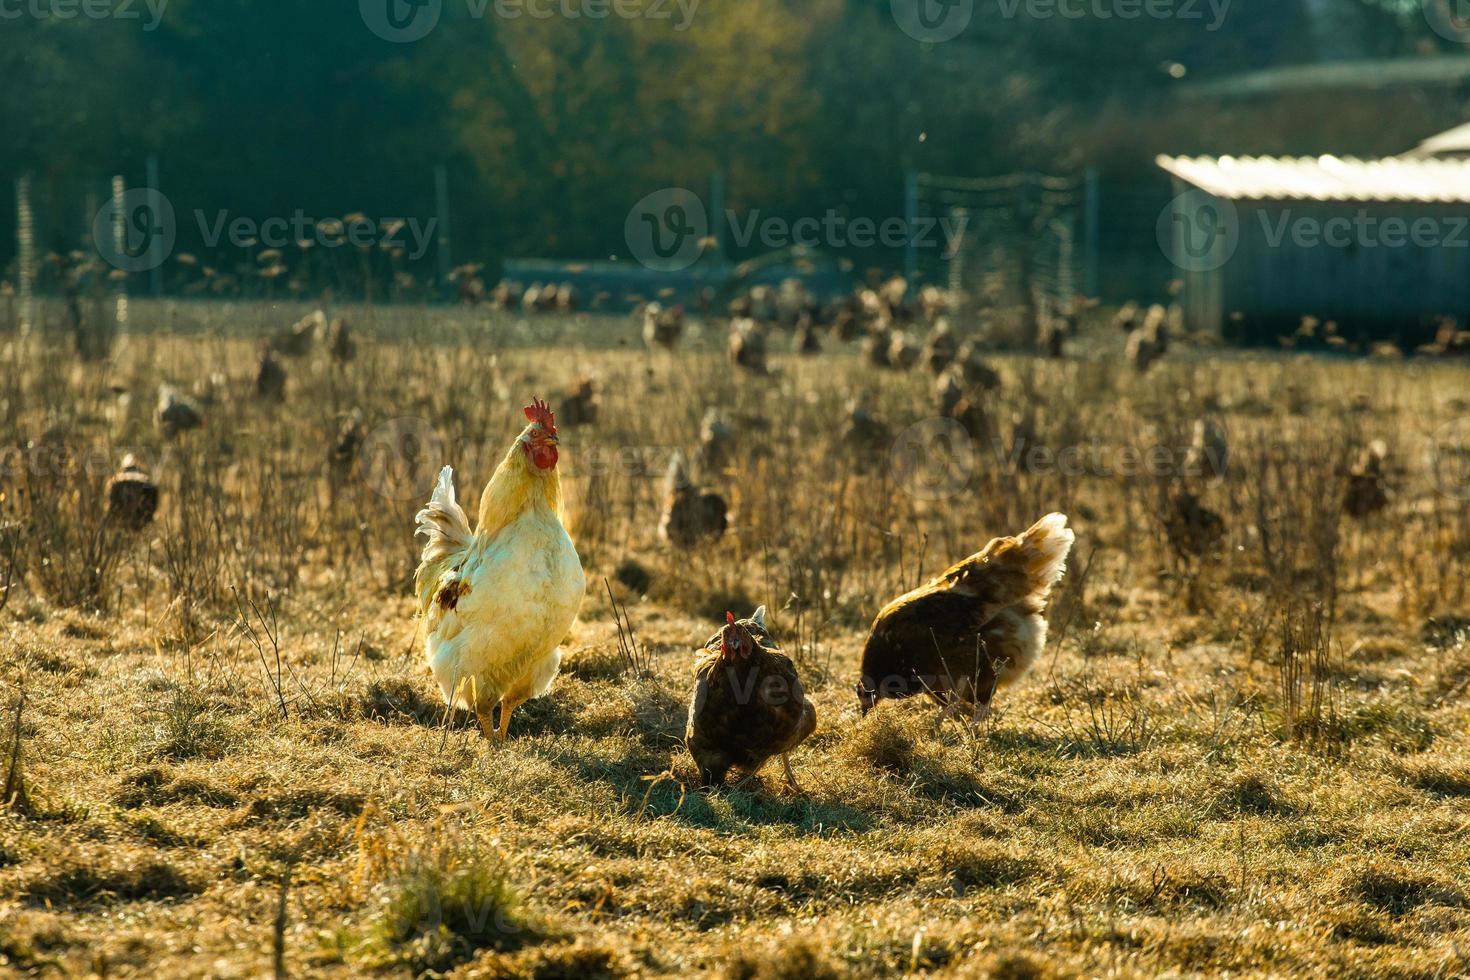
(414, 398, 586, 741)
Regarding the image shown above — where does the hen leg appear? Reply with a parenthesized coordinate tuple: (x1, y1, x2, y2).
(935, 683, 969, 729)
(781, 754, 802, 794)
(730, 769, 759, 791)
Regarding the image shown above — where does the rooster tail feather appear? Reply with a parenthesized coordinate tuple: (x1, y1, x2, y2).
(414, 465, 474, 615)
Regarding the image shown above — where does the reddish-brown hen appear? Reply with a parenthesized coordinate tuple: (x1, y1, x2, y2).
(857, 514, 1074, 726)
(686, 607, 817, 790)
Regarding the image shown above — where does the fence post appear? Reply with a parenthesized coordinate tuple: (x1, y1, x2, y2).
(434, 163, 451, 301)
(111, 175, 128, 333)
(903, 170, 919, 286)
(15, 175, 33, 334)
(946, 206, 969, 300)
(709, 168, 725, 260)
(147, 156, 163, 297)
(1083, 167, 1100, 299)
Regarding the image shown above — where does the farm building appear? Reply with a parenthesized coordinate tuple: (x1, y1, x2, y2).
(1157, 137, 1470, 346)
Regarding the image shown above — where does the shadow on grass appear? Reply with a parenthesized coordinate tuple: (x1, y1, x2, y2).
(985, 726, 1150, 761)
(359, 677, 582, 738)
(23, 859, 201, 908)
(527, 740, 876, 834)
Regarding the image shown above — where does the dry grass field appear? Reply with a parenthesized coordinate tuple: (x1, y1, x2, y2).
(2, 301, 1469, 978)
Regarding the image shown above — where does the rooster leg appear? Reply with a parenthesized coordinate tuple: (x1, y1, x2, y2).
(474, 703, 500, 742)
(497, 697, 525, 741)
(970, 700, 991, 729)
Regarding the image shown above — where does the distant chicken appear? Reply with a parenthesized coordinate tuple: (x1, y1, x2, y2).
(521, 283, 545, 312)
(414, 398, 585, 741)
(1127, 324, 1163, 373)
(857, 514, 1075, 725)
(256, 345, 286, 402)
(329, 411, 365, 481)
(856, 287, 889, 327)
(554, 282, 578, 312)
(923, 319, 958, 373)
(687, 607, 816, 789)
(558, 376, 598, 428)
(491, 279, 521, 310)
(886, 331, 920, 370)
(918, 284, 949, 322)
(937, 366, 991, 442)
(1162, 485, 1224, 560)
(156, 385, 203, 437)
(840, 400, 891, 461)
(831, 303, 862, 342)
(1008, 411, 1041, 474)
(1146, 304, 1171, 354)
(1113, 301, 1142, 334)
(659, 453, 728, 548)
(1343, 441, 1389, 519)
(106, 454, 158, 531)
(953, 341, 1002, 390)
(272, 310, 322, 357)
(190, 372, 228, 408)
(728, 318, 768, 374)
(643, 302, 685, 352)
(747, 285, 777, 323)
(793, 315, 822, 355)
(770, 279, 804, 328)
(862, 327, 894, 369)
(452, 264, 486, 305)
(326, 317, 355, 364)
(878, 275, 912, 322)
(1415, 317, 1470, 358)
(1039, 315, 1067, 359)
(697, 409, 735, 474)
(1185, 417, 1228, 480)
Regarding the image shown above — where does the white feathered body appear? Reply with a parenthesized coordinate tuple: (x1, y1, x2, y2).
(415, 448, 585, 715)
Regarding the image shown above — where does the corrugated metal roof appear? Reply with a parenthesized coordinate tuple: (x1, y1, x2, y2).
(1405, 121, 1470, 157)
(1178, 56, 1470, 99)
(1156, 154, 1470, 203)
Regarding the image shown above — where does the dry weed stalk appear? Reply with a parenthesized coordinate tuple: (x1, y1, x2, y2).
(605, 579, 650, 677)
(3, 690, 33, 816)
(1276, 599, 1339, 745)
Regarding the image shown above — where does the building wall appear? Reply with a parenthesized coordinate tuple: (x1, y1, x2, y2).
(1194, 199, 1470, 345)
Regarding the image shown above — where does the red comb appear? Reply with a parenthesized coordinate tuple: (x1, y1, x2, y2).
(523, 397, 556, 434)
(725, 611, 735, 624)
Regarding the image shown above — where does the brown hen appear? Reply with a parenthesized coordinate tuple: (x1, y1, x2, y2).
(857, 514, 1074, 726)
(686, 607, 817, 789)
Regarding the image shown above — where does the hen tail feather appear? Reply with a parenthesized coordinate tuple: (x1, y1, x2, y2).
(939, 512, 1075, 613)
